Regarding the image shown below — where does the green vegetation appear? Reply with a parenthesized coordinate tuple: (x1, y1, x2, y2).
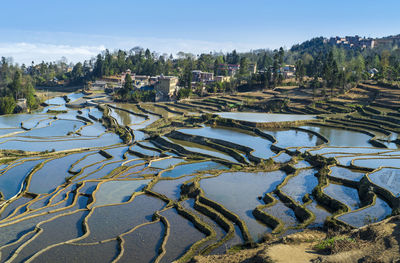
(0, 58, 40, 114)
(0, 96, 16, 114)
(314, 236, 356, 253)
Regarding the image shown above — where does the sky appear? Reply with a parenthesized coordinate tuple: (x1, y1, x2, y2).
(1, 0, 400, 64)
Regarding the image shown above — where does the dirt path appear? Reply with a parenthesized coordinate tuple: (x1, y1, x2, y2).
(267, 243, 320, 263)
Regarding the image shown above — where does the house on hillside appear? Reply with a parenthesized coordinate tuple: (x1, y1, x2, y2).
(214, 76, 231, 83)
(368, 68, 379, 77)
(90, 80, 108, 91)
(192, 70, 214, 83)
(154, 76, 179, 101)
(281, 65, 296, 78)
(15, 98, 27, 113)
(217, 64, 240, 76)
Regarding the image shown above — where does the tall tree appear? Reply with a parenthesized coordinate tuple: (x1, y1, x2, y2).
(239, 57, 248, 75)
(295, 59, 305, 84)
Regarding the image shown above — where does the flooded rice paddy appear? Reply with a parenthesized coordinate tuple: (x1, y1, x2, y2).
(0, 94, 398, 262)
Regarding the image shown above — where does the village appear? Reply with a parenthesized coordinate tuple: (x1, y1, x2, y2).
(88, 62, 296, 101)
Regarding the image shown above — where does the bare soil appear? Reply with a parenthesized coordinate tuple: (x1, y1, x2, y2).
(191, 216, 400, 263)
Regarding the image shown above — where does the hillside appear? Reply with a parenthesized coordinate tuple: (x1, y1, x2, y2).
(192, 215, 400, 263)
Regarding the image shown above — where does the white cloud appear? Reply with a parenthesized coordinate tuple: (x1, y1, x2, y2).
(0, 32, 273, 65)
(0, 42, 105, 65)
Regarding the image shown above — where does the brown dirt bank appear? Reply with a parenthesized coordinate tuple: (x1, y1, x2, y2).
(190, 215, 400, 263)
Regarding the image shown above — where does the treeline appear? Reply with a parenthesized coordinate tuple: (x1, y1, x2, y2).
(2, 35, 400, 109)
(88, 42, 400, 88)
(289, 37, 400, 82)
(0, 58, 39, 114)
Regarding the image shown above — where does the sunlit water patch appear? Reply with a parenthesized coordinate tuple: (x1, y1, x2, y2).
(263, 129, 324, 148)
(368, 168, 400, 196)
(280, 169, 318, 203)
(323, 183, 360, 210)
(216, 112, 315, 123)
(161, 161, 226, 178)
(179, 126, 274, 159)
(329, 166, 364, 182)
(300, 126, 373, 147)
(353, 158, 400, 169)
(0, 159, 44, 199)
(159, 208, 206, 263)
(200, 171, 287, 240)
(93, 179, 151, 206)
(337, 197, 391, 228)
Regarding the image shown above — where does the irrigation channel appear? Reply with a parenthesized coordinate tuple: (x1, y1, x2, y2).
(0, 89, 399, 262)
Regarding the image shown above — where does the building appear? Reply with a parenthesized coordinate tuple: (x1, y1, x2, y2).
(155, 76, 179, 101)
(368, 68, 379, 77)
(192, 70, 214, 82)
(90, 80, 108, 91)
(326, 36, 375, 49)
(120, 69, 135, 84)
(102, 75, 123, 84)
(149, 76, 159, 85)
(134, 75, 151, 88)
(280, 65, 296, 78)
(248, 63, 257, 74)
(217, 64, 240, 76)
(15, 98, 27, 113)
(215, 76, 231, 83)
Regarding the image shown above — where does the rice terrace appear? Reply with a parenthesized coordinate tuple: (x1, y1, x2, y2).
(0, 80, 399, 262)
(2, 1, 400, 262)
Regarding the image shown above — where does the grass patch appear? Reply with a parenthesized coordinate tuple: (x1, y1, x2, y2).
(314, 236, 357, 254)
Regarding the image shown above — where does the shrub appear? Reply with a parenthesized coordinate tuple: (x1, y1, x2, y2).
(314, 236, 356, 254)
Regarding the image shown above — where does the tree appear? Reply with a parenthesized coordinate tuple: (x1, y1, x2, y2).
(177, 88, 192, 100)
(25, 82, 38, 110)
(93, 54, 104, 78)
(322, 51, 339, 98)
(278, 47, 285, 66)
(239, 57, 248, 75)
(9, 70, 23, 100)
(0, 97, 16, 115)
(380, 50, 390, 79)
(272, 50, 280, 87)
(71, 62, 84, 83)
(118, 74, 134, 100)
(227, 50, 239, 64)
(295, 59, 305, 84)
(124, 74, 134, 91)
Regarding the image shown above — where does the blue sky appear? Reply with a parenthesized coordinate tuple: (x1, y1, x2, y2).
(1, 0, 399, 64)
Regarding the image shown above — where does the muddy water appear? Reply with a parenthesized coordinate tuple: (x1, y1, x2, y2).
(109, 107, 146, 126)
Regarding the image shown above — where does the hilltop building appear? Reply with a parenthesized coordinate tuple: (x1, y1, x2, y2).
(326, 36, 375, 49)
